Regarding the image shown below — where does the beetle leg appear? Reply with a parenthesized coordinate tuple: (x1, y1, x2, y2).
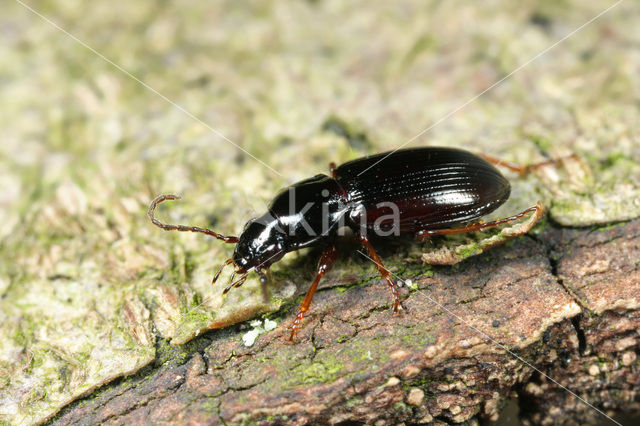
(256, 268, 270, 303)
(417, 201, 545, 239)
(288, 245, 338, 342)
(359, 235, 401, 314)
(329, 162, 338, 178)
(479, 153, 579, 177)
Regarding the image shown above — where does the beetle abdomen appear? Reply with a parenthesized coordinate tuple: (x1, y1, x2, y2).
(335, 147, 510, 232)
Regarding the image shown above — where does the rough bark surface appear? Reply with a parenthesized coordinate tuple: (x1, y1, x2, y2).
(52, 221, 640, 425)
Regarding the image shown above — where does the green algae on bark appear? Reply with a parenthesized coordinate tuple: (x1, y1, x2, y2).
(0, 277, 155, 425)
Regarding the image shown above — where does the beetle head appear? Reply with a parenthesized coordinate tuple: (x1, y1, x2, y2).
(232, 213, 286, 273)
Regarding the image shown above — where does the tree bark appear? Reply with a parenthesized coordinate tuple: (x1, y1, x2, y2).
(51, 220, 640, 425)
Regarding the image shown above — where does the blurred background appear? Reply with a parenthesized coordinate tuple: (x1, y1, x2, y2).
(0, 0, 638, 424)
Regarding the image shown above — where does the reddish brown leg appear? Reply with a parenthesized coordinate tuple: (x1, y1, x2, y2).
(359, 235, 401, 314)
(417, 201, 545, 239)
(289, 245, 338, 342)
(329, 162, 338, 178)
(479, 154, 579, 177)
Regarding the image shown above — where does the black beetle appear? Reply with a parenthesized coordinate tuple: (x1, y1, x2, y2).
(149, 146, 551, 341)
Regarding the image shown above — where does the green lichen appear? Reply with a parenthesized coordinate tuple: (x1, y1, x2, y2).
(293, 358, 345, 385)
(393, 401, 411, 413)
(400, 332, 437, 348)
(455, 243, 484, 260)
(345, 396, 364, 408)
(403, 375, 439, 396)
(281, 349, 347, 388)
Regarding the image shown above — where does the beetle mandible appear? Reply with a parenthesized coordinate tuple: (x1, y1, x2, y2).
(149, 146, 553, 341)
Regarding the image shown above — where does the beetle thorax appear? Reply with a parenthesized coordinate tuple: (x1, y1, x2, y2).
(267, 174, 350, 250)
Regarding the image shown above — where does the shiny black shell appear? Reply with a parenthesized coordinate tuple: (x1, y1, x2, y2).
(268, 174, 349, 249)
(334, 147, 510, 233)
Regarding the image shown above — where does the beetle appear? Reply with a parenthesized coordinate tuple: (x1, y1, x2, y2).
(149, 146, 553, 341)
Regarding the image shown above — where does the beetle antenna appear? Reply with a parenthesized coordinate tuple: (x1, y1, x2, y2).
(148, 194, 239, 243)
